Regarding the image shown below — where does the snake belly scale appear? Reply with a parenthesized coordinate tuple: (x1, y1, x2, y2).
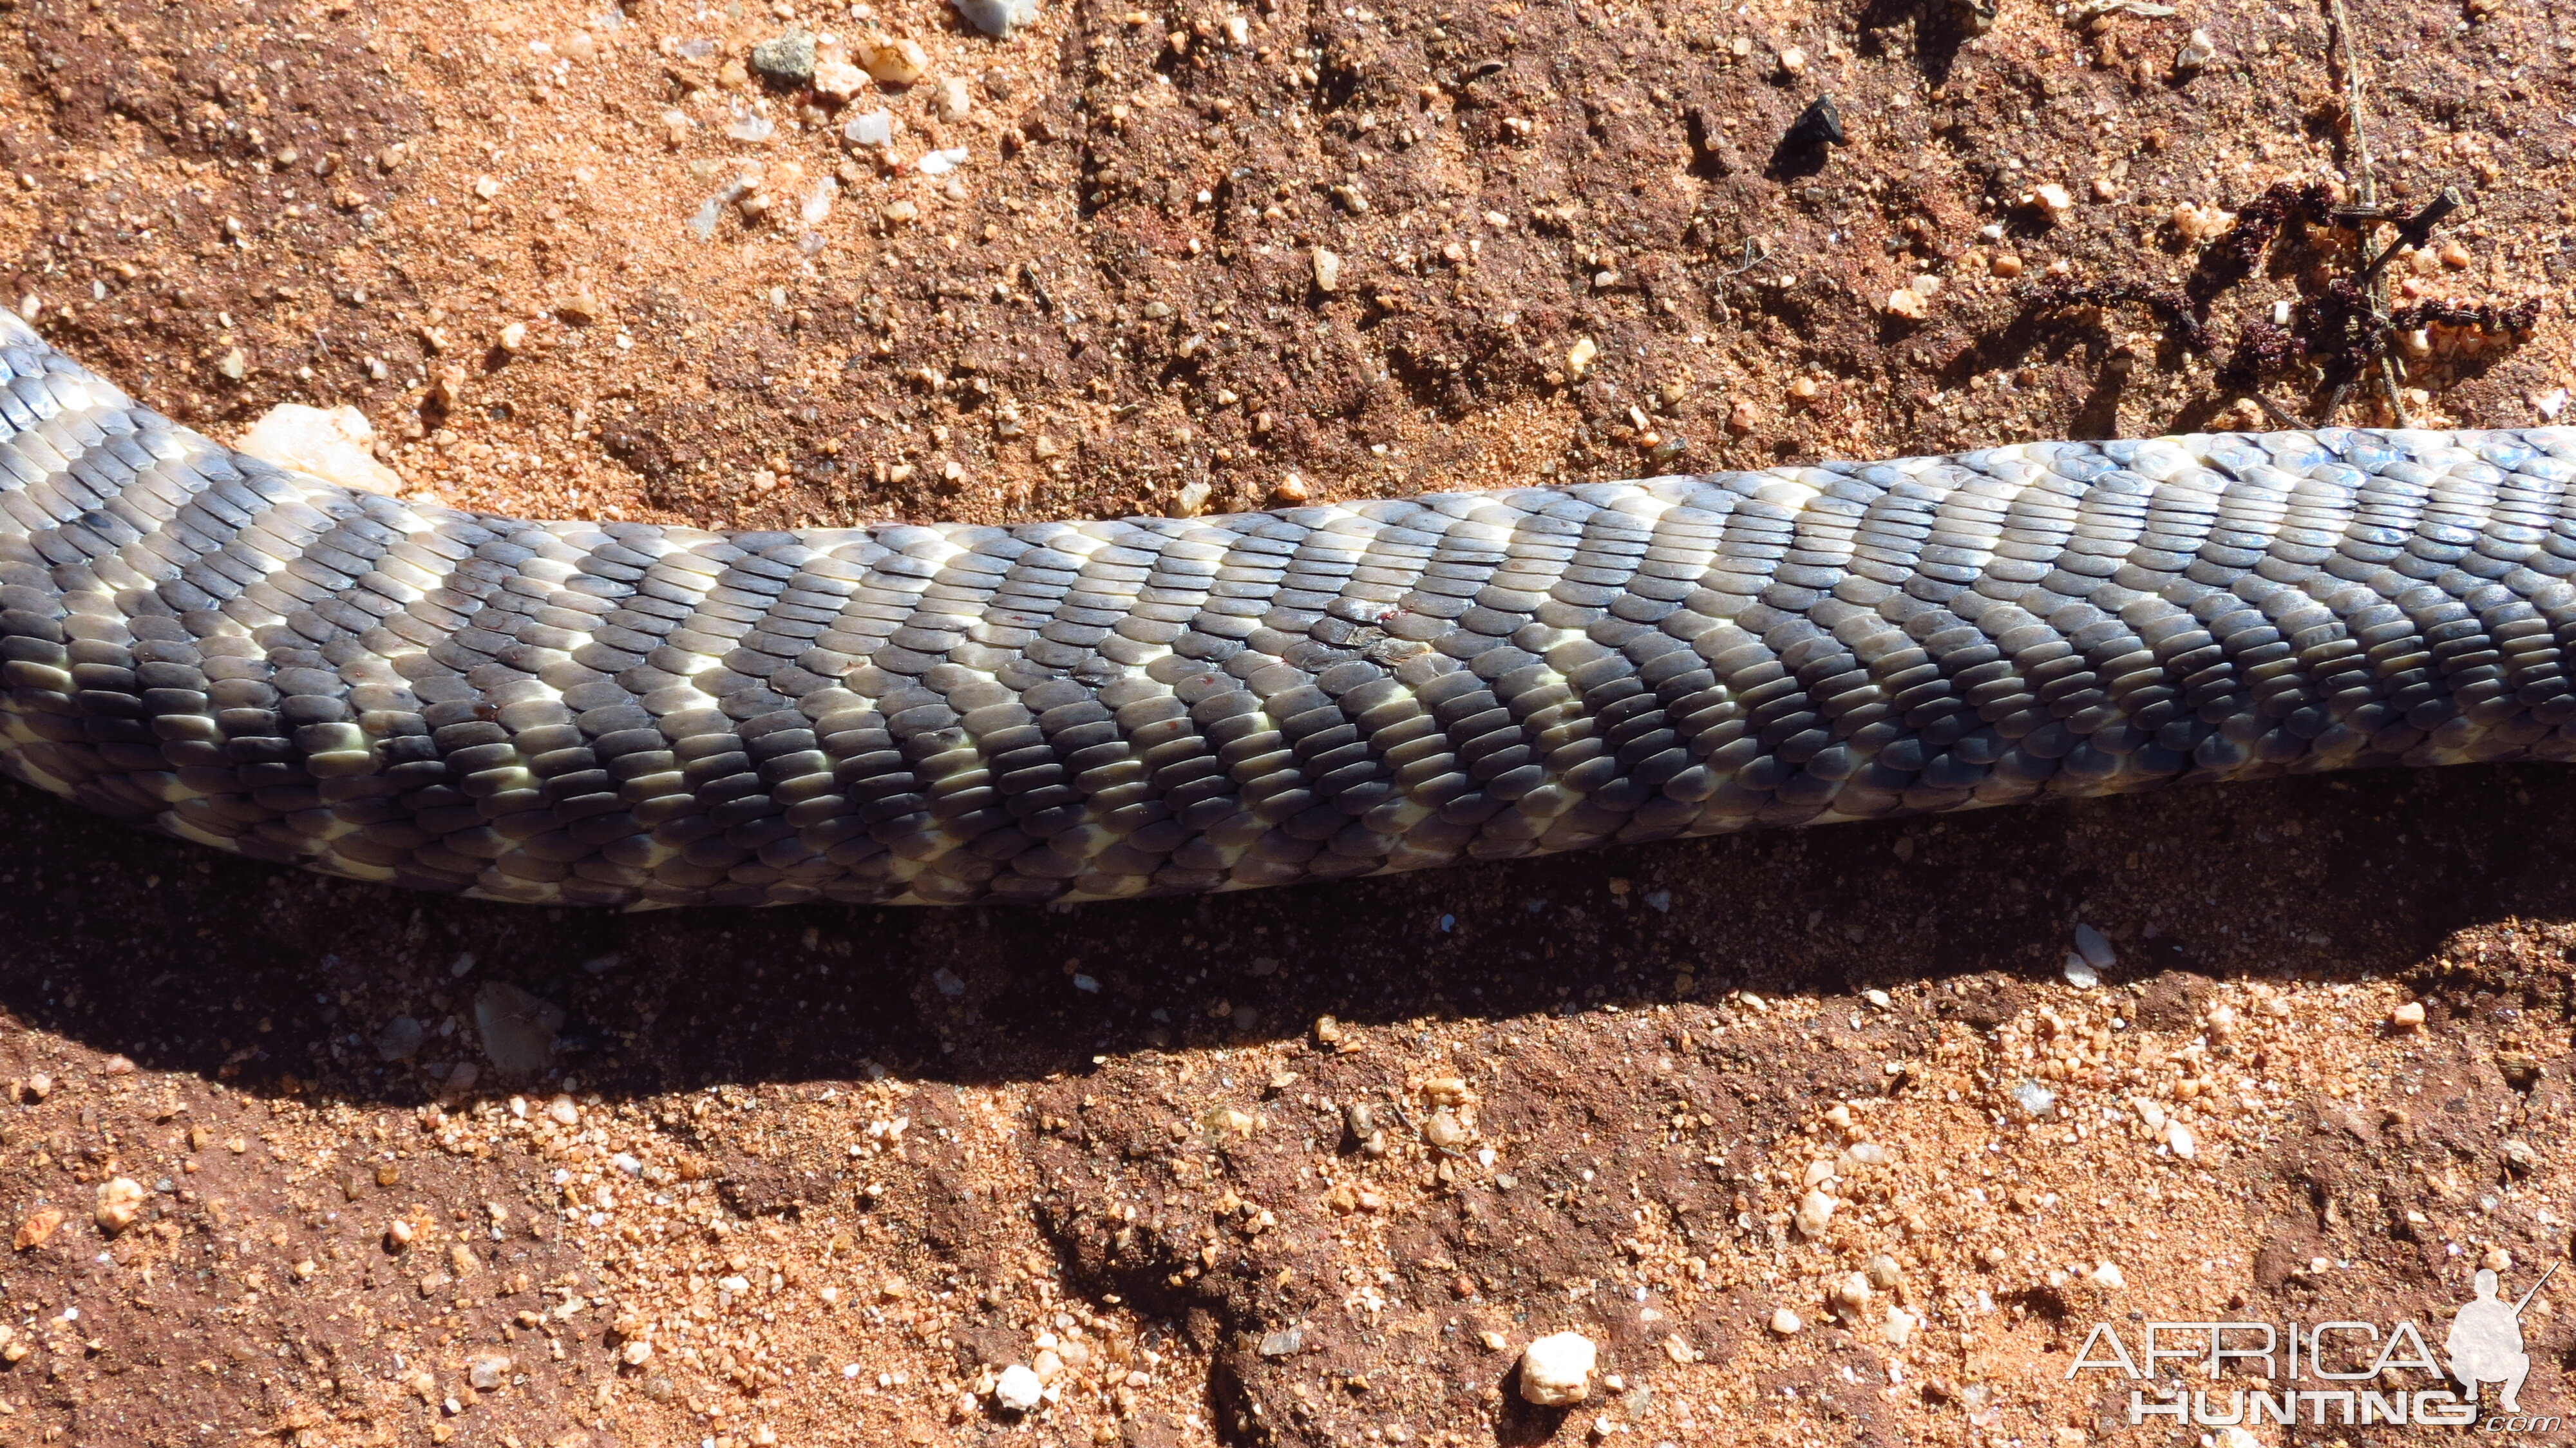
(1, 310, 2572, 908)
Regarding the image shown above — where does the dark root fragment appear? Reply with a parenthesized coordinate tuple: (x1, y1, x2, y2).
(2389, 296, 2542, 336)
(2197, 181, 2338, 290)
(2027, 280, 2213, 352)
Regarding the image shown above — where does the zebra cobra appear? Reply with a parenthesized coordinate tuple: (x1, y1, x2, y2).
(0, 309, 2567, 910)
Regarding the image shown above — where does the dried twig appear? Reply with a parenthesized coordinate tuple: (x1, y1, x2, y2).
(1718, 238, 1773, 279)
(2329, 0, 2379, 212)
(2324, 0, 2411, 426)
(2360, 187, 2463, 283)
(2249, 392, 2307, 430)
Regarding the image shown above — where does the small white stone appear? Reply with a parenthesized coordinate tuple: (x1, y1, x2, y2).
(1834, 1272, 1872, 1309)
(2011, 1080, 2056, 1118)
(1795, 1189, 1837, 1237)
(2072, 924, 2116, 969)
(2164, 1120, 2197, 1159)
(544, 1094, 580, 1127)
(844, 110, 895, 147)
(2061, 953, 2099, 990)
(2088, 1261, 2126, 1291)
(466, 1353, 511, 1391)
(801, 177, 838, 225)
(1311, 247, 1342, 293)
(860, 36, 927, 85)
(1770, 1308, 1803, 1336)
(1565, 336, 1598, 379)
(2171, 200, 2237, 243)
(2175, 28, 2217, 75)
(813, 59, 870, 103)
(2133, 1098, 2167, 1130)
(1882, 1305, 1917, 1347)
(951, 0, 1041, 37)
(917, 147, 969, 176)
(1518, 1331, 1596, 1406)
(475, 982, 565, 1074)
(236, 403, 410, 496)
(93, 1178, 146, 1236)
(992, 1363, 1044, 1413)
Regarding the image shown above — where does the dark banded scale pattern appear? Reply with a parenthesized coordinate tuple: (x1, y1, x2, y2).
(5, 310, 2576, 908)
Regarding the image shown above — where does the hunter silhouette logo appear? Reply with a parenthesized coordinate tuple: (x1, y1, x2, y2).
(2447, 1263, 2555, 1416)
(2067, 1261, 2562, 1432)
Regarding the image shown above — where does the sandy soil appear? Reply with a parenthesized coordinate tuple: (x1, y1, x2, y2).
(1, 0, 2572, 1443)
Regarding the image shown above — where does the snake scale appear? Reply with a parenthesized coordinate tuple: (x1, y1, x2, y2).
(0, 309, 2569, 909)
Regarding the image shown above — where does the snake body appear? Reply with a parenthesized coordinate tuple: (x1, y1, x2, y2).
(2, 310, 2571, 908)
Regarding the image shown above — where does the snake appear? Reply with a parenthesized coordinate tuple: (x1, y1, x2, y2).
(1, 309, 2569, 909)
